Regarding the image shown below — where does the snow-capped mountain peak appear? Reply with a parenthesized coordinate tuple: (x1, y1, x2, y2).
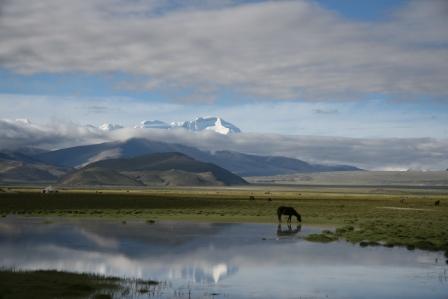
(99, 123, 124, 131)
(170, 121, 184, 127)
(177, 116, 241, 135)
(131, 117, 240, 134)
(207, 117, 231, 135)
(135, 120, 170, 129)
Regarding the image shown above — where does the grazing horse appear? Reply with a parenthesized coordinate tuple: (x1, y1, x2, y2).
(435, 200, 440, 206)
(277, 206, 301, 223)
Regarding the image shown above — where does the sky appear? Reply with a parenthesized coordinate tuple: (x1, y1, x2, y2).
(0, 0, 447, 170)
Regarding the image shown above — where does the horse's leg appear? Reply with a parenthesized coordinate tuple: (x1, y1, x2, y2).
(288, 215, 291, 223)
(278, 212, 282, 223)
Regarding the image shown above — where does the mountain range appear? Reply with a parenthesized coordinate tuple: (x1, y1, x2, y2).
(101, 116, 241, 135)
(0, 151, 68, 183)
(60, 152, 247, 186)
(35, 138, 361, 176)
(0, 148, 248, 186)
(0, 137, 361, 186)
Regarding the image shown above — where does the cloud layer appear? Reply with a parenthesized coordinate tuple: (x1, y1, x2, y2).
(1, 119, 447, 171)
(2, 93, 448, 138)
(1, 0, 447, 100)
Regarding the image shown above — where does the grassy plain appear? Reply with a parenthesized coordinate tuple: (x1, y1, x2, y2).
(0, 185, 447, 253)
(0, 269, 158, 299)
(246, 170, 448, 186)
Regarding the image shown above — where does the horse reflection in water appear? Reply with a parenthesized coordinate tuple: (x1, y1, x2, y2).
(277, 206, 301, 223)
(276, 223, 302, 237)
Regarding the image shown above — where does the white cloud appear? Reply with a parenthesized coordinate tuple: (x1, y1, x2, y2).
(0, 118, 105, 150)
(0, 0, 447, 100)
(313, 108, 338, 114)
(1, 118, 447, 170)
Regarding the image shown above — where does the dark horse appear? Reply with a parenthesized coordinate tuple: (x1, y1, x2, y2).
(277, 206, 301, 223)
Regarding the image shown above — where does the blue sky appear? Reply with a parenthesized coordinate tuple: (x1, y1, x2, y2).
(314, 0, 407, 21)
(0, 0, 447, 138)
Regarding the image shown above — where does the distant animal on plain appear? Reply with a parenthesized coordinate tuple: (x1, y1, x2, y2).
(249, 196, 255, 200)
(435, 200, 440, 206)
(277, 206, 301, 223)
(400, 198, 406, 204)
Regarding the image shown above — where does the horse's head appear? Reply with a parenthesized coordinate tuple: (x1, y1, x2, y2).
(297, 213, 302, 222)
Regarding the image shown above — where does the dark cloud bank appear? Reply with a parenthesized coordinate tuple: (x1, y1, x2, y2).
(0, 0, 447, 100)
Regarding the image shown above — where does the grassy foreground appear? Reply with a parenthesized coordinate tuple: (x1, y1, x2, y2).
(0, 186, 447, 253)
(0, 269, 158, 299)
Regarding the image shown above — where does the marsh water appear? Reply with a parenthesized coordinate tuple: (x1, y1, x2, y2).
(0, 217, 447, 299)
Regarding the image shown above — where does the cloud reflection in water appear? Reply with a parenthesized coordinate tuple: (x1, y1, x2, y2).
(0, 217, 447, 299)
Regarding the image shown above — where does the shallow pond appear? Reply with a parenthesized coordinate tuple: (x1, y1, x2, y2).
(0, 217, 447, 298)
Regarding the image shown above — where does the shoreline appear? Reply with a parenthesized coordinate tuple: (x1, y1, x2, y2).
(1, 188, 447, 255)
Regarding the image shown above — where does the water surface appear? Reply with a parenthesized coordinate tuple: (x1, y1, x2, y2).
(0, 217, 447, 298)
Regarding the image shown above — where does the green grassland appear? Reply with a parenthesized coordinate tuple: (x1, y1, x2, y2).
(0, 269, 158, 299)
(0, 186, 447, 253)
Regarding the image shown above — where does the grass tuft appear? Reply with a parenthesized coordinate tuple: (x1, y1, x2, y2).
(306, 232, 338, 243)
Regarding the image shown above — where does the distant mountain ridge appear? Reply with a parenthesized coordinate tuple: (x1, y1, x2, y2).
(134, 120, 171, 129)
(99, 116, 241, 135)
(60, 152, 247, 186)
(203, 151, 361, 176)
(0, 151, 69, 183)
(35, 138, 361, 176)
(176, 117, 241, 134)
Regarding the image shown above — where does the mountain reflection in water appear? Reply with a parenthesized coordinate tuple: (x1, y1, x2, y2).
(0, 217, 447, 299)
